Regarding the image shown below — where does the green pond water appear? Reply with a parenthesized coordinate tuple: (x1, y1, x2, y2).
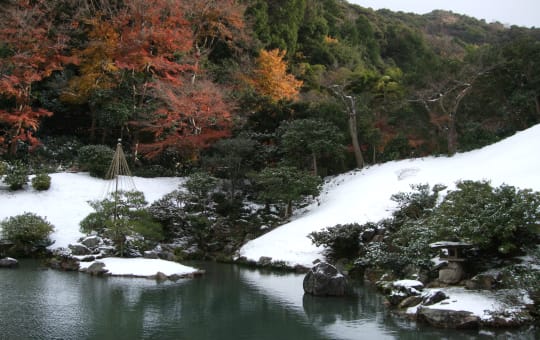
(0, 260, 537, 339)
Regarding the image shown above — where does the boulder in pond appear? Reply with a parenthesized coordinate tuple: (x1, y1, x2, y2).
(49, 256, 80, 271)
(303, 262, 349, 296)
(386, 279, 424, 306)
(465, 271, 502, 290)
(68, 243, 91, 256)
(80, 235, 102, 249)
(421, 290, 448, 306)
(82, 261, 109, 276)
(0, 257, 18, 268)
(417, 307, 480, 329)
(258, 256, 273, 267)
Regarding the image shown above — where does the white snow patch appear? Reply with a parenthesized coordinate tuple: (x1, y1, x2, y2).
(408, 287, 532, 322)
(79, 257, 199, 277)
(393, 280, 423, 288)
(426, 288, 502, 320)
(418, 287, 527, 321)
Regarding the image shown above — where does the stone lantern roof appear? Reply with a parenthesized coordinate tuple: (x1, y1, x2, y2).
(430, 241, 473, 262)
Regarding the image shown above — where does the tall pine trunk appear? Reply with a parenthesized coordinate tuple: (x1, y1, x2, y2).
(447, 114, 458, 155)
(349, 111, 364, 168)
(312, 152, 318, 176)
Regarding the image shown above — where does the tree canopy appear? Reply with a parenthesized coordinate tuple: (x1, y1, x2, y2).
(0, 0, 538, 172)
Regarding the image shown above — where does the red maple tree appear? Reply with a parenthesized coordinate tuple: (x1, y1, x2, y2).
(0, 0, 71, 154)
(139, 77, 232, 158)
(109, 0, 233, 158)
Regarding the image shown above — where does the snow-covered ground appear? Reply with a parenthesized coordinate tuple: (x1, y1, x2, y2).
(240, 124, 540, 268)
(78, 257, 200, 277)
(0, 173, 182, 249)
(407, 287, 533, 322)
(0, 173, 194, 276)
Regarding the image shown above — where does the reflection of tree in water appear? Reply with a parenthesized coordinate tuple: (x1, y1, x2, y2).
(334, 282, 538, 340)
(302, 281, 393, 325)
(83, 263, 328, 339)
(302, 293, 361, 325)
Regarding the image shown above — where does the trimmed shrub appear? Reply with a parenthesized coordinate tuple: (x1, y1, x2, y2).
(252, 166, 322, 217)
(0, 161, 7, 176)
(309, 223, 363, 260)
(426, 180, 540, 257)
(0, 212, 54, 255)
(80, 190, 163, 256)
(3, 161, 29, 190)
(31, 173, 51, 191)
(132, 164, 176, 178)
(78, 145, 114, 178)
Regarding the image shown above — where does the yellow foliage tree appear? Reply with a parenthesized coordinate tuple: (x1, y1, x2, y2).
(250, 49, 303, 102)
(61, 18, 119, 104)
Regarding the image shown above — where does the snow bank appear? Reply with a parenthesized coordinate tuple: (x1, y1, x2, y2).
(240, 124, 540, 267)
(407, 287, 531, 322)
(79, 257, 200, 277)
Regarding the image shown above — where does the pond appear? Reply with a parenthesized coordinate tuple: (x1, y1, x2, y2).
(0, 260, 537, 339)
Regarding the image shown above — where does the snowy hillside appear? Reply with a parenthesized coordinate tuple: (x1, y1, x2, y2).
(1, 125, 539, 269)
(239, 124, 540, 268)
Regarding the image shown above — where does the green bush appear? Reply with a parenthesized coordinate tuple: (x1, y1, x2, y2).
(426, 180, 540, 257)
(3, 161, 29, 190)
(309, 223, 363, 260)
(390, 183, 445, 225)
(0, 212, 54, 255)
(252, 166, 322, 217)
(80, 190, 163, 256)
(132, 164, 176, 178)
(0, 161, 7, 176)
(30, 136, 84, 170)
(310, 181, 540, 276)
(31, 173, 51, 191)
(78, 145, 114, 178)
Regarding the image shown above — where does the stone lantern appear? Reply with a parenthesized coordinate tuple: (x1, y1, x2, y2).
(430, 241, 472, 284)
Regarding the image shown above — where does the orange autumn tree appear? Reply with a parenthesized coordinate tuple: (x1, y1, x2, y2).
(140, 78, 232, 158)
(61, 17, 120, 142)
(61, 0, 232, 158)
(111, 0, 232, 158)
(249, 49, 303, 102)
(0, 0, 71, 154)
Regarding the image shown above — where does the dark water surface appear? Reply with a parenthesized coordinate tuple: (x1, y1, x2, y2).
(0, 260, 537, 339)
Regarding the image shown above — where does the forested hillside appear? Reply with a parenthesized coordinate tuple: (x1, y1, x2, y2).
(1, 0, 539, 174)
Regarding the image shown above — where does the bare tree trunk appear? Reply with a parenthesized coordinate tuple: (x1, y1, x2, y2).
(285, 200, 293, 218)
(90, 113, 97, 143)
(447, 114, 458, 155)
(8, 139, 17, 156)
(330, 85, 365, 169)
(312, 152, 318, 176)
(348, 111, 364, 168)
(447, 85, 472, 155)
(535, 95, 540, 118)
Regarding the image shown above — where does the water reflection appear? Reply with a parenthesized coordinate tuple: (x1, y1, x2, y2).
(239, 267, 395, 339)
(0, 261, 538, 340)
